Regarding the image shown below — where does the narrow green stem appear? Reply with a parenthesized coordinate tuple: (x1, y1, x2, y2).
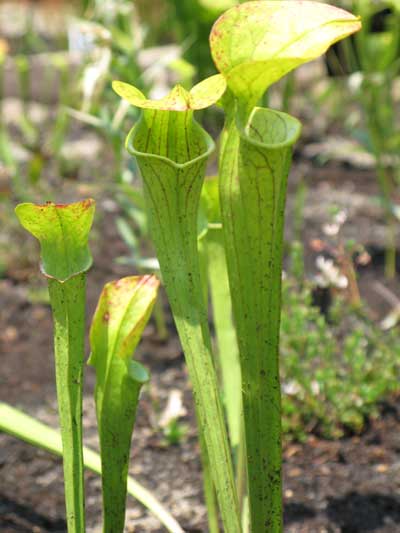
(206, 227, 242, 454)
(198, 428, 220, 533)
(48, 274, 86, 533)
(281, 72, 295, 113)
(197, 227, 220, 533)
(360, 79, 397, 279)
(219, 106, 300, 533)
(375, 159, 396, 280)
(385, 223, 397, 280)
(236, 421, 247, 512)
(153, 293, 169, 342)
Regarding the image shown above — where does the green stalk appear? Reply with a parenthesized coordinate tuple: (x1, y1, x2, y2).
(361, 86, 397, 279)
(208, 233, 242, 449)
(200, 178, 242, 455)
(209, 245, 248, 513)
(219, 106, 301, 532)
(48, 275, 86, 531)
(375, 160, 397, 279)
(197, 208, 221, 533)
(0, 402, 185, 533)
(89, 275, 159, 533)
(15, 199, 95, 533)
(114, 78, 241, 532)
(153, 294, 169, 342)
(198, 426, 220, 533)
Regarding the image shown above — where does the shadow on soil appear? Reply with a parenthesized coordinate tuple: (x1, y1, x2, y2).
(284, 501, 316, 524)
(0, 493, 66, 532)
(327, 491, 400, 532)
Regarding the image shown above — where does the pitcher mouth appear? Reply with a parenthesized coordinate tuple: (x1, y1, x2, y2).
(126, 117, 215, 170)
(237, 106, 302, 150)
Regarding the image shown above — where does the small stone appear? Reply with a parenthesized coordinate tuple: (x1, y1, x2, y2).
(375, 463, 389, 473)
(1, 326, 18, 342)
(288, 467, 302, 478)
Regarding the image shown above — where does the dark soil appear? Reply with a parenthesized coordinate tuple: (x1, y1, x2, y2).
(1, 268, 400, 533)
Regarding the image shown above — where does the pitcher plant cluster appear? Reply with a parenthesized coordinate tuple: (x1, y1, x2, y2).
(10, 2, 361, 532)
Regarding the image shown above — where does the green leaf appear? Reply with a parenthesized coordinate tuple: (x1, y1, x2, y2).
(15, 199, 95, 282)
(89, 275, 159, 533)
(89, 274, 159, 374)
(210, 0, 361, 106)
(112, 74, 226, 111)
